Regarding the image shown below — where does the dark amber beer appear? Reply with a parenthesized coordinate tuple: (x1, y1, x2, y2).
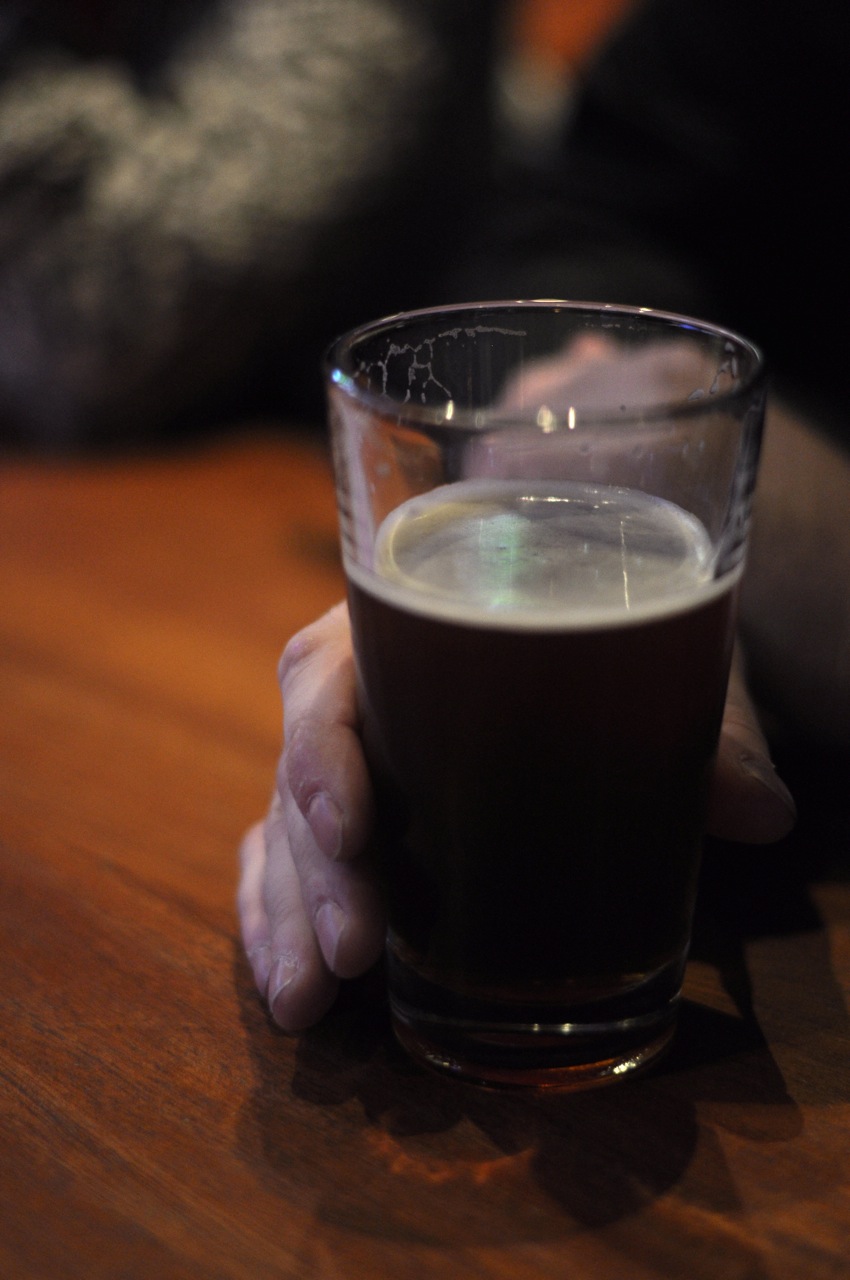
(327, 302, 764, 1088)
(346, 479, 736, 1084)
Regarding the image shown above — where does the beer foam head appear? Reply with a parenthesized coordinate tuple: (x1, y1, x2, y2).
(352, 480, 730, 630)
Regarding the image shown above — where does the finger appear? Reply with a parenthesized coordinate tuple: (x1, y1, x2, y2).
(708, 653, 796, 843)
(237, 821, 273, 995)
(250, 599, 384, 1030)
(261, 798, 340, 1031)
(278, 602, 374, 862)
(281, 782, 385, 980)
(496, 334, 708, 416)
(283, 720, 373, 862)
(239, 811, 340, 1029)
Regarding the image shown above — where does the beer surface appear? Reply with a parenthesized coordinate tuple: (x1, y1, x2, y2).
(349, 480, 729, 628)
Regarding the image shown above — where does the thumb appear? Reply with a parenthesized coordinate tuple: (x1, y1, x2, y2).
(708, 649, 797, 844)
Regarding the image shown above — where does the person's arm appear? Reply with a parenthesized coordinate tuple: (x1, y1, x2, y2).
(741, 403, 850, 743)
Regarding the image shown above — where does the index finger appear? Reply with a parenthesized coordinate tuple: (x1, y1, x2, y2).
(278, 602, 374, 862)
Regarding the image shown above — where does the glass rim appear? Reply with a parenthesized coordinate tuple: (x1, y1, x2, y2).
(325, 299, 766, 431)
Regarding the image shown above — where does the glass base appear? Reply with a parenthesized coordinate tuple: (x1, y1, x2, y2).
(387, 951, 682, 1091)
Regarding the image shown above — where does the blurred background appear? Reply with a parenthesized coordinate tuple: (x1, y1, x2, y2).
(0, 0, 638, 454)
(498, 0, 635, 157)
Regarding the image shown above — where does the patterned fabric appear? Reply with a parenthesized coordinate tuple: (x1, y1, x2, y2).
(0, 0, 496, 445)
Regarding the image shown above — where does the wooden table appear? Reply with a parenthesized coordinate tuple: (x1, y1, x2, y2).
(2, 431, 849, 1279)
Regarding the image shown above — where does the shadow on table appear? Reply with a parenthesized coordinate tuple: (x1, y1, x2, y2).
(234, 743, 849, 1256)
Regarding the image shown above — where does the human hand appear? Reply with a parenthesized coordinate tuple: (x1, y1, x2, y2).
(238, 603, 796, 1032)
(238, 602, 384, 1032)
(466, 332, 742, 517)
(495, 331, 728, 417)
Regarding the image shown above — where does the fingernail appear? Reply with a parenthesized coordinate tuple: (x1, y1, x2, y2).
(307, 792, 343, 859)
(314, 901, 345, 971)
(268, 952, 300, 1012)
(741, 754, 797, 817)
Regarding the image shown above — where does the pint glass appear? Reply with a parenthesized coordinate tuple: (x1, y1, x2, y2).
(326, 302, 765, 1089)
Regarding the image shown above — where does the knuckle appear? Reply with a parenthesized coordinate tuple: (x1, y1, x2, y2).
(277, 602, 348, 697)
(278, 624, 323, 695)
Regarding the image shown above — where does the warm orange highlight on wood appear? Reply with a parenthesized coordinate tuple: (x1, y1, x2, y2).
(1, 429, 849, 1278)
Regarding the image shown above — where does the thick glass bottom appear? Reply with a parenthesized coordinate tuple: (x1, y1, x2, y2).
(387, 949, 682, 1091)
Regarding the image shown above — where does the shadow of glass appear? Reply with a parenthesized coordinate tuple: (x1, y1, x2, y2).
(234, 946, 782, 1249)
(233, 739, 847, 1252)
(691, 754, 850, 1114)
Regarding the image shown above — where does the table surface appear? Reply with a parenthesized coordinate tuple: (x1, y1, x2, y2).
(2, 431, 849, 1280)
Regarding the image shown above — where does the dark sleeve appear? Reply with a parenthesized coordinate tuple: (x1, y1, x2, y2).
(0, 0, 498, 447)
(451, 0, 850, 430)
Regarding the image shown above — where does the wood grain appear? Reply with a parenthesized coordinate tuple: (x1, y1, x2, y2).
(1, 431, 849, 1279)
